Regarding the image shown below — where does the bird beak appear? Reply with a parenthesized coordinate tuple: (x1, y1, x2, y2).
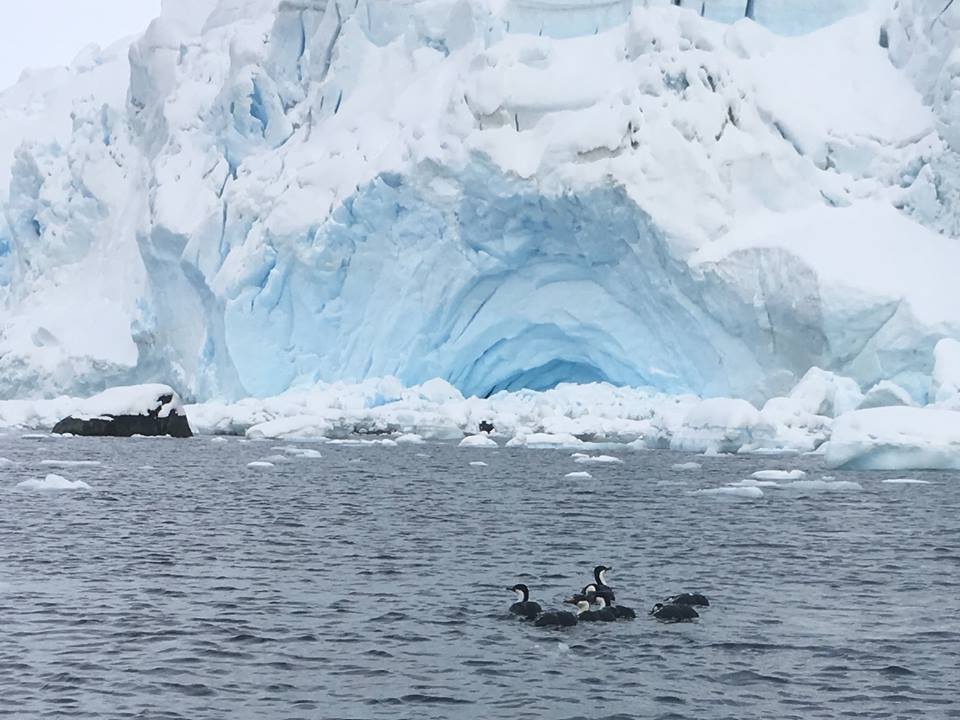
(505, 587, 513, 592)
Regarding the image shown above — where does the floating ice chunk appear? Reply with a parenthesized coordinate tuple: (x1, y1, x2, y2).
(751, 469, 806, 480)
(139, 465, 155, 470)
(469, 461, 488, 467)
(210, 436, 230, 443)
(459, 434, 498, 448)
(565, 471, 593, 478)
(824, 407, 960, 470)
(259, 454, 292, 464)
(730, 478, 780, 488)
(786, 479, 863, 492)
(0, 457, 16, 467)
(246, 461, 275, 469)
(21, 434, 48, 440)
(882, 477, 932, 484)
(17, 474, 91, 490)
(274, 446, 322, 458)
(395, 433, 425, 445)
(692, 486, 764, 499)
(506, 433, 583, 449)
(246, 415, 333, 440)
(672, 462, 702, 471)
(571, 452, 589, 459)
(40, 460, 102, 467)
(574, 454, 623, 465)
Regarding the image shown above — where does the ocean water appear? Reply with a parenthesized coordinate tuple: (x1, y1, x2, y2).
(0, 434, 958, 719)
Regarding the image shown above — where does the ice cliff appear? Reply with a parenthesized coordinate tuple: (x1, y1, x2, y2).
(0, 0, 958, 403)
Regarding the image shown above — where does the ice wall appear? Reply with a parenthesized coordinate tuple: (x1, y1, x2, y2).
(0, 0, 958, 402)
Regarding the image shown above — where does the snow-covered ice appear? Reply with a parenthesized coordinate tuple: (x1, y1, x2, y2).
(0, 0, 956, 461)
(506, 433, 583, 449)
(395, 434, 425, 445)
(469, 461, 488, 467)
(824, 407, 960, 470)
(0, 1, 956, 410)
(573, 454, 623, 465)
(0, 457, 15, 467)
(565, 471, 593, 479)
(459, 434, 498, 448)
(17, 474, 92, 491)
(785, 479, 863, 492)
(882, 478, 933, 485)
(692, 486, 764, 499)
(672, 462, 702, 471)
(246, 461, 274, 469)
(751, 469, 806, 481)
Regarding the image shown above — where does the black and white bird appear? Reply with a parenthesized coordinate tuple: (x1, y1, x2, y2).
(535, 600, 588, 628)
(580, 596, 617, 622)
(507, 584, 542, 620)
(607, 597, 637, 620)
(663, 592, 710, 607)
(591, 565, 616, 603)
(564, 583, 598, 604)
(650, 602, 700, 622)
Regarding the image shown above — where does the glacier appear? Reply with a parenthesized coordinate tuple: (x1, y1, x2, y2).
(0, 0, 958, 409)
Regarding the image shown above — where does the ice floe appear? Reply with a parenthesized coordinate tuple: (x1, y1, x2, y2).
(459, 434, 498, 448)
(692, 486, 765, 499)
(672, 462, 702, 471)
(565, 471, 593, 479)
(17, 474, 92, 491)
(573, 454, 623, 465)
(882, 478, 932, 485)
(506, 433, 583, 449)
(39, 460, 102, 468)
(469, 461, 488, 467)
(246, 461, 275, 469)
(785, 479, 863, 492)
(751, 469, 807, 481)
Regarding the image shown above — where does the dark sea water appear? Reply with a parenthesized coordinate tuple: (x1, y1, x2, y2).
(1, 434, 959, 720)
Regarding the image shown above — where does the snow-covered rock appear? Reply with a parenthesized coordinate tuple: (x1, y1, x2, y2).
(824, 406, 960, 470)
(50, 384, 192, 437)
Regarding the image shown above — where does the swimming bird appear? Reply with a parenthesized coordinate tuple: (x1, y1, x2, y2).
(664, 592, 710, 607)
(535, 601, 588, 628)
(564, 583, 598, 604)
(507, 584, 542, 620)
(580, 596, 617, 622)
(608, 597, 637, 620)
(592, 564, 616, 603)
(650, 602, 699, 622)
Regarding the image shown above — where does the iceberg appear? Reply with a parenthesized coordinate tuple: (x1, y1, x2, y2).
(824, 406, 960, 470)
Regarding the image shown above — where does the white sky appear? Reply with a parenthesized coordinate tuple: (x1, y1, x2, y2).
(0, 0, 162, 90)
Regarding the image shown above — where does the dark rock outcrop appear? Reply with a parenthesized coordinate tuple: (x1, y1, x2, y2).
(52, 387, 193, 438)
